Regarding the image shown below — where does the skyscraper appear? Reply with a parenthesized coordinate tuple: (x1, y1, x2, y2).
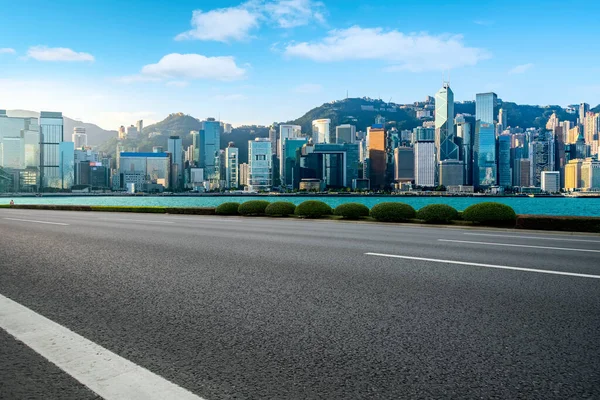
(546, 112, 559, 131)
(498, 134, 512, 187)
(498, 108, 507, 129)
(476, 92, 497, 124)
(190, 130, 200, 166)
(167, 135, 183, 190)
(393, 147, 414, 182)
(200, 118, 221, 188)
(455, 116, 473, 185)
(225, 142, 239, 189)
(579, 103, 590, 125)
(367, 125, 386, 190)
(58, 141, 74, 190)
(434, 83, 458, 164)
(72, 127, 87, 149)
(269, 125, 277, 156)
(474, 93, 498, 188)
(540, 171, 560, 193)
(414, 141, 435, 187)
(312, 119, 332, 144)
(136, 120, 143, 135)
(39, 111, 64, 190)
(278, 124, 302, 185)
(529, 134, 555, 187)
(248, 138, 272, 192)
(336, 124, 356, 144)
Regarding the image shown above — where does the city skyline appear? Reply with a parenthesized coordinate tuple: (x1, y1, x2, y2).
(1, 0, 600, 130)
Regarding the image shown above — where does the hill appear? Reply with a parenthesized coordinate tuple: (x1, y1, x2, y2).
(6, 110, 117, 146)
(142, 112, 203, 136)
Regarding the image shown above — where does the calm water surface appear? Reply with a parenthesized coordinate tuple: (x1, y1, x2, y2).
(1, 195, 599, 217)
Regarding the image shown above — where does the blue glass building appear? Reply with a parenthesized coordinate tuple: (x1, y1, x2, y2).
(474, 122, 497, 187)
(497, 134, 512, 187)
(200, 118, 221, 185)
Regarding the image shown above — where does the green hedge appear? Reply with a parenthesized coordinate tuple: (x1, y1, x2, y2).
(462, 202, 517, 226)
(416, 204, 459, 224)
(516, 215, 600, 233)
(333, 202, 370, 220)
(90, 206, 165, 213)
(238, 200, 270, 216)
(370, 202, 416, 222)
(295, 200, 332, 218)
(265, 201, 296, 217)
(164, 207, 215, 215)
(215, 202, 240, 215)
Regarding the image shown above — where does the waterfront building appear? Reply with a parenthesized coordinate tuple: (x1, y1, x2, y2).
(269, 126, 277, 155)
(239, 163, 249, 187)
(439, 159, 464, 186)
(58, 141, 74, 190)
(118, 152, 171, 191)
(200, 118, 221, 187)
(168, 135, 183, 191)
(474, 122, 497, 188)
(540, 171, 560, 193)
(498, 134, 512, 187)
(72, 127, 87, 149)
(393, 147, 414, 182)
(225, 142, 239, 189)
(312, 119, 332, 144)
(414, 141, 435, 187)
(190, 130, 200, 166)
(282, 137, 308, 189)
(367, 125, 386, 190)
(529, 134, 555, 187)
(581, 158, 600, 190)
(455, 116, 473, 185)
(136, 120, 143, 135)
(278, 124, 302, 185)
(248, 138, 272, 192)
(39, 111, 64, 190)
(519, 159, 531, 187)
(565, 159, 583, 190)
(336, 124, 356, 144)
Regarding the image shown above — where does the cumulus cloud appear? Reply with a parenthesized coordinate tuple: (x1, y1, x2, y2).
(175, 7, 259, 42)
(176, 0, 325, 42)
(508, 63, 534, 74)
(166, 81, 190, 88)
(27, 46, 95, 62)
(294, 83, 323, 93)
(141, 53, 246, 81)
(0, 48, 16, 54)
(285, 26, 490, 72)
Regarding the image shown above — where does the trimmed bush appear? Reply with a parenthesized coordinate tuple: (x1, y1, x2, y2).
(265, 201, 296, 217)
(295, 200, 332, 218)
(215, 202, 240, 216)
(334, 202, 370, 220)
(516, 215, 600, 233)
(370, 202, 416, 222)
(238, 200, 270, 216)
(462, 202, 517, 226)
(416, 204, 459, 224)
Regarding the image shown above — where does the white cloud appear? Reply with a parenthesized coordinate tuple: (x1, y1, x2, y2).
(215, 94, 247, 101)
(294, 83, 323, 94)
(166, 81, 190, 88)
(508, 63, 534, 74)
(176, 0, 326, 42)
(175, 7, 259, 42)
(263, 0, 326, 28)
(27, 46, 95, 62)
(114, 75, 162, 84)
(140, 53, 246, 81)
(0, 48, 16, 54)
(284, 26, 490, 72)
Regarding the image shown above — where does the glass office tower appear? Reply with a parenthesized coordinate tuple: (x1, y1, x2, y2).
(435, 83, 458, 164)
(39, 111, 64, 190)
(475, 92, 497, 124)
(200, 118, 221, 187)
(498, 134, 512, 187)
(474, 122, 497, 187)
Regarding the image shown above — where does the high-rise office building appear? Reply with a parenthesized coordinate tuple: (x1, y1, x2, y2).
(126, 125, 138, 139)
(118, 126, 126, 139)
(476, 92, 497, 124)
(58, 141, 75, 190)
(412, 127, 435, 144)
(278, 124, 302, 185)
(455, 116, 473, 185)
(136, 120, 143, 135)
(579, 102, 590, 125)
(561, 121, 573, 143)
(312, 119, 332, 144)
(367, 125, 386, 189)
(546, 112, 559, 131)
(498, 108, 507, 129)
(225, 142, 239, 189)
(282, 137, 307, 189)
(118, 152, 171, 190)
(439, 160, 464, 186)
(498, 134, 512, 187)
(529, 134, 555, 187)
(581, 158, 600, 190)
(200, 118, 221, 187)
(519, 159, 531, 187)
(474, 122, 497, 188)
(303, 143, 360, 188)
(269, 126, 277, 156)
(167, 135, 183, 190)
(564, 159, 583, 190)
(248, 138, 272, 192)
(239, 163, 249, 187)
(39, 111, 64, 190)
(190, 130, 200, 166)
(336, 124, 356, 144)
(72, 127, 87, 149)
(393, 147, 414, 182)
(414, 141, 435, 187)
(435, 83, 458, 164)
(540, 171, 560, 193)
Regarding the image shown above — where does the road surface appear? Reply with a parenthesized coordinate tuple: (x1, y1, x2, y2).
(1, 208, 599, 399)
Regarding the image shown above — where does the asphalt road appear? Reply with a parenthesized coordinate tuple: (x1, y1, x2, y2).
(1, 208, 599, 399)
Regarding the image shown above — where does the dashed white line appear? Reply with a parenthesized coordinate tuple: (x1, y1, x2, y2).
(365, 253, 600, 279)
(463, 232, 600, 243)
(2, 217, 69, 226)
(438, 239, 600, 253)
(98, 218, 174, 224)
(0, 293, 205, 400)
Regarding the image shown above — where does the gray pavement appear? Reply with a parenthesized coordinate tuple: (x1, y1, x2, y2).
(0, 208, 599, 399)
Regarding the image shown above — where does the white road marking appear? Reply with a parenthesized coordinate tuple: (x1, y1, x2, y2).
(365, 253, 600, 279)
(98, 218, 174, 224)
(463, 232, 600, 243)
(0, 294, 205, 400)
(2, 217, 69, 226)
(438, 239, 600, 253)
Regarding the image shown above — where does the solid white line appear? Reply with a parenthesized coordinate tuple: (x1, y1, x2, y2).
(0, 294, 204, 400)
(438, 239, 600, 253)
(98, 218, 174, 224)
(463, 232, 600, 243)
(365, 253, 600, 279)
(2, 217, 69, 226)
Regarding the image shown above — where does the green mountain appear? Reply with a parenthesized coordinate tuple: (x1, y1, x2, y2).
(142, 112, 202, 136)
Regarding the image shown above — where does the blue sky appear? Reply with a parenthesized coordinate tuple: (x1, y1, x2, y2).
(1, 0, 599, 130)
